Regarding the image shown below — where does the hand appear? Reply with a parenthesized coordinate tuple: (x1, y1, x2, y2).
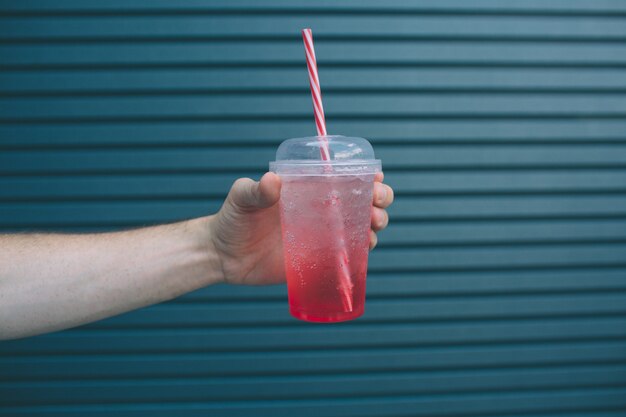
(209, 171, 394, 285)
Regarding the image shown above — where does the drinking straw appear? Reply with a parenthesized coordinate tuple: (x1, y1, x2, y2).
(302, 28, 353, 312)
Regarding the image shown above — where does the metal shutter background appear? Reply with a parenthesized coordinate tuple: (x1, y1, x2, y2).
(2, 1, 626, 415)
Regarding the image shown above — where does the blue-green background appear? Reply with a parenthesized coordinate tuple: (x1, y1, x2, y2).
(1, 1, 626, 415)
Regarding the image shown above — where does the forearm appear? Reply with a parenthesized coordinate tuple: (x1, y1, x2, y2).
(0, 216, 222, 340)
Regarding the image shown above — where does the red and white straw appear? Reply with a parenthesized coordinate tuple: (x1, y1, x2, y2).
(301, 28, 353, 312)
(302, 28, 331, 160)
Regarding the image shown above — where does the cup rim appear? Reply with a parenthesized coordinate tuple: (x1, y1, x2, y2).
(269, 159, 381, 176)
(270, 159, 381, 167)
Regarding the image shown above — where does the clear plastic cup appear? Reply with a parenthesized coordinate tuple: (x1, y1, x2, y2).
(270, 135, 381, 322)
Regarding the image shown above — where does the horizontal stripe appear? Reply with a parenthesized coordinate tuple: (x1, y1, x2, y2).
(6, 62, 626, 73)
(368, 243, 626, 271)
(1, 0, 626, 14)
(5, 114, 626, 127)
(182, 267, 626, 300)
(4, 196, 626, 228)
(0, 266, 622, 305)
(382, 219, 626, 245)
(3, 364, 626, 406)
(3, 120, 626, 147)
(67, 292, 626, 329)
(3, 68, 626, 93)
(2, 43, 626, 67)
(2, 16, 626, 39)
(2, 171, 626, 200)
(5, 114, 626, 126)
(3, 95, 626, 120)
(2, 316, 626, 355)
(3, 205, 626, 245)
(3, 145, 626, 174)
(7, 87, 626, 100)
(1, 386, 626, 417)
(2, 339, 625, 380)
(5, 36, 626, 47)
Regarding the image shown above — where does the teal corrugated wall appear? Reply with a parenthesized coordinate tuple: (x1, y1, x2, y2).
(2, 0, 626, 415)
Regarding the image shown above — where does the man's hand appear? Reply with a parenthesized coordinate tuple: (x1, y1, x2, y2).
(209, 172, 394, 286)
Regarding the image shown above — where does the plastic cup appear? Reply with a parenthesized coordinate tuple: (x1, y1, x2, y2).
(270, 135, 381, 323)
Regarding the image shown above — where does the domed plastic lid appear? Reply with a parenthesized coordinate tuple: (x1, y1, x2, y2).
(270, 135, 381, 175)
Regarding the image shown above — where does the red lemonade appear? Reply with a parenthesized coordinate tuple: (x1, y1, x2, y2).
(279, 175, 374, 322)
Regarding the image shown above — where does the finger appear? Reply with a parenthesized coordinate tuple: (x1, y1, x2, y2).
(373, 182, 394, 208)
(371, 206, 389, 232)
(258, 172, 282, 207)
(369, 230, 378, 250)
(230, 173, 281, 210)
(374, 172, 384, 183)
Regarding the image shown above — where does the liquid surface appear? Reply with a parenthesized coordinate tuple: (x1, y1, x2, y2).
(279, 175, 373, 322)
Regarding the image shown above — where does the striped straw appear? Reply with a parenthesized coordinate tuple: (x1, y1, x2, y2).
(301, 28, 353, 312)
(302, 28, 331, 160)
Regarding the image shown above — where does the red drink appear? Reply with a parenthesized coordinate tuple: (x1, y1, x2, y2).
(279, 175, 374, 322)
(271, 135, 381, 323)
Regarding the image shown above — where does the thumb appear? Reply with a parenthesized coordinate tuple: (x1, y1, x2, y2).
(229, 172, 281, 211)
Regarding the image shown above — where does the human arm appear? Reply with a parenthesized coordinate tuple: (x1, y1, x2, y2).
(0, 172, 393, 340)
(0, 217, 219, 340)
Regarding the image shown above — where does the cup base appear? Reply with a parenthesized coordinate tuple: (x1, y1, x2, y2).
(289, 306, 364, 323)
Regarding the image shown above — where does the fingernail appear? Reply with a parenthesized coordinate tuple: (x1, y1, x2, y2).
(378, 187, 387, 204)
